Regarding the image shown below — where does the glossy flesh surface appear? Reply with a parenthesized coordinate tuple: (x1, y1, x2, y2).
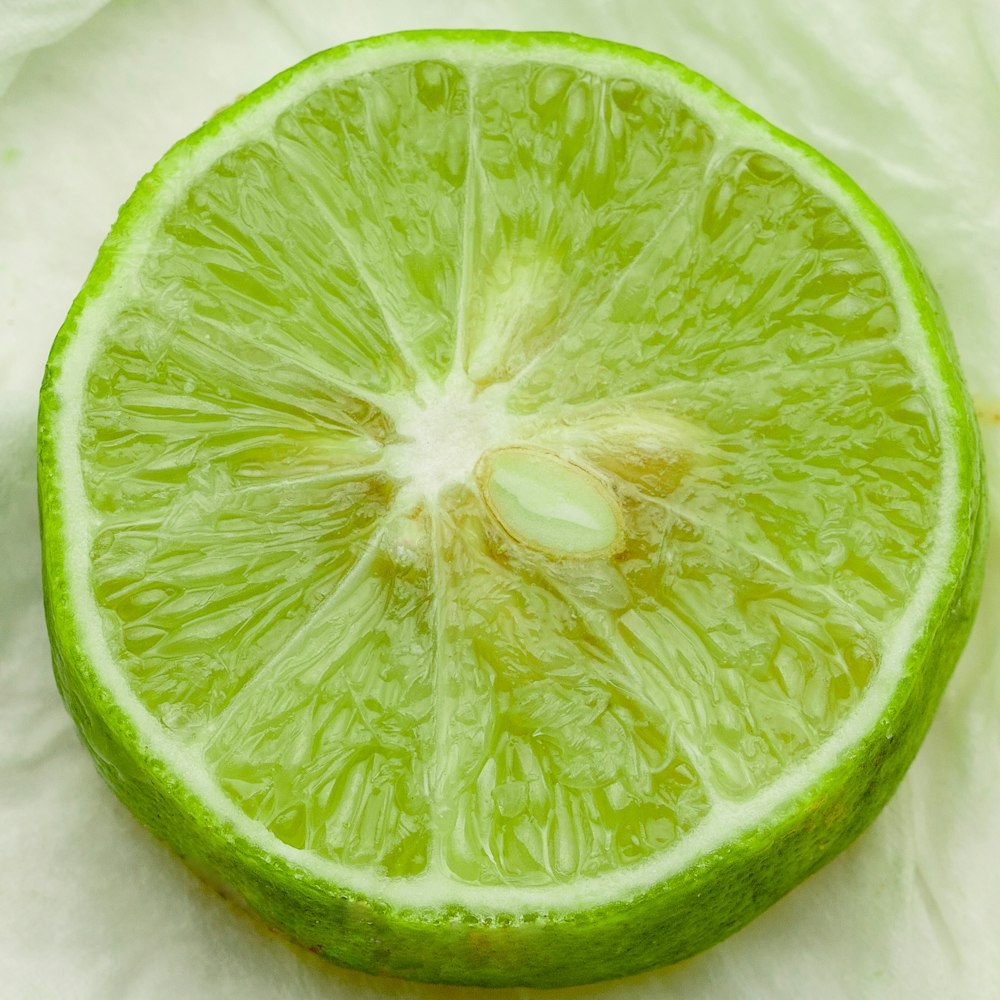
(39, 31, 985, 986)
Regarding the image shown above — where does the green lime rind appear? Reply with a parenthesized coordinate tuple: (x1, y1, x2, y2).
(38, 29, 987, 987)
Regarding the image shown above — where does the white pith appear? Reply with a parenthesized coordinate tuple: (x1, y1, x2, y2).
(383, 372, 516, 504)
(49, 35, 962, 915)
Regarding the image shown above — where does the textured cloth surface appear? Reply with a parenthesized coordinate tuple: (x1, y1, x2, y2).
(2, 1, 999, 997)
(0, 0, 111, 92)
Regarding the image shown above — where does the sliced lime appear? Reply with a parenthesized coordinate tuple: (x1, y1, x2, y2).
(38, 30, 986, 987)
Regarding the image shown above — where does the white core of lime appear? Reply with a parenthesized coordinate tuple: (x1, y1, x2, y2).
(386, 376, 514, 501)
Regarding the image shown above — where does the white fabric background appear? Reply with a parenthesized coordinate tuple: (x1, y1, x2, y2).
(2, 1, 999, 997)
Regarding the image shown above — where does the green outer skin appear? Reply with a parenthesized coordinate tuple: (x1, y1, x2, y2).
(36, 30, 988, 988)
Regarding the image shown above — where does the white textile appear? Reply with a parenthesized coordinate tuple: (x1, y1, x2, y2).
(2, 2, 999, 997)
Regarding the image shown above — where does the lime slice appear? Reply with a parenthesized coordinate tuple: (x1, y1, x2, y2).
(38, 30, 986, 987)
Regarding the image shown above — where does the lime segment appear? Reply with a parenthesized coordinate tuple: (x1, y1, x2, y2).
(274, 60, 473, 382)
(431, 487, 711, 885)
(201, 520, 436, 876)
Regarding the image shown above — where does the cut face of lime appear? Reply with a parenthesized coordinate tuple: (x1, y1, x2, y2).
(38, 30, 986, 987)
